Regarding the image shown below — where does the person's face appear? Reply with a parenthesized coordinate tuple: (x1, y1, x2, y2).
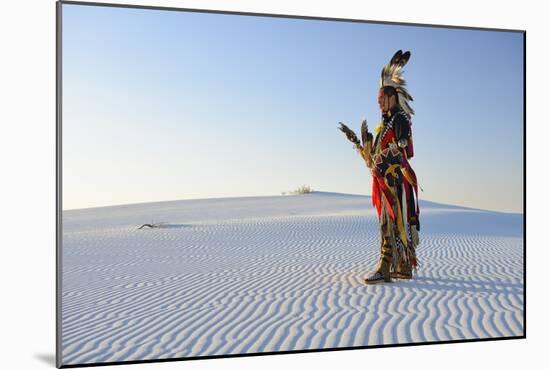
(378, 89, 389, 112)
(377, 89, 394, 113)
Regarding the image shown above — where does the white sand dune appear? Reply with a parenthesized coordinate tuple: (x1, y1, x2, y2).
(61, 192, 524, 365)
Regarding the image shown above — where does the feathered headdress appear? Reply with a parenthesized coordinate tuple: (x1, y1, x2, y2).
(380, 50, 414, 116)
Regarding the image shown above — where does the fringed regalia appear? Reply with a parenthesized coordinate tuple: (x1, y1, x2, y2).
(339, 50, 420, 283)
(371, 49, 420, 279)
(371, 104, 420, 274)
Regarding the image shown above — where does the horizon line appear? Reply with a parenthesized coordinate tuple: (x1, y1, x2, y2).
(62, 190, 524, 215)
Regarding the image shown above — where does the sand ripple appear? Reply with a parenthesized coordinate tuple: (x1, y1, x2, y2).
(61, 193, 523, 365)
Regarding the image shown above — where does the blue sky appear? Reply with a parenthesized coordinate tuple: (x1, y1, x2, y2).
(62, 4, 524, 212)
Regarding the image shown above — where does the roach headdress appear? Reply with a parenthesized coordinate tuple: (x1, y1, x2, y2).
(380, 50, 414, 116)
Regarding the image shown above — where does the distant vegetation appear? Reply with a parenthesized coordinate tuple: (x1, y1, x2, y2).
(282, 185, 313, 196)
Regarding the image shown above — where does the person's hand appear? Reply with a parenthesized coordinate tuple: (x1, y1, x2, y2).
(358, 146, 373, 169)
(355, 146, 364, 158)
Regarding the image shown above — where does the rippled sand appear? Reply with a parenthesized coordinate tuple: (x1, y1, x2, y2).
(61, 192, 524, 365)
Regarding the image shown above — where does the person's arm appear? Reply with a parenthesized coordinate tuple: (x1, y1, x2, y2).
(392, 112, 411, 150)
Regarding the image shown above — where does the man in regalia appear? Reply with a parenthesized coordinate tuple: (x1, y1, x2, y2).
(339, 50, 420, 284)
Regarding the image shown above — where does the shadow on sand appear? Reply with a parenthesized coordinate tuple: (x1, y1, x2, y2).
(390, 276, 523, 295)
(422, 211, 523, 238)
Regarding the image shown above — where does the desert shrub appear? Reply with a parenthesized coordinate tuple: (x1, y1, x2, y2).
(288, 185, 313, 195)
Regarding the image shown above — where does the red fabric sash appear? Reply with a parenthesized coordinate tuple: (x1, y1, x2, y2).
(372, 171, 395, 222)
